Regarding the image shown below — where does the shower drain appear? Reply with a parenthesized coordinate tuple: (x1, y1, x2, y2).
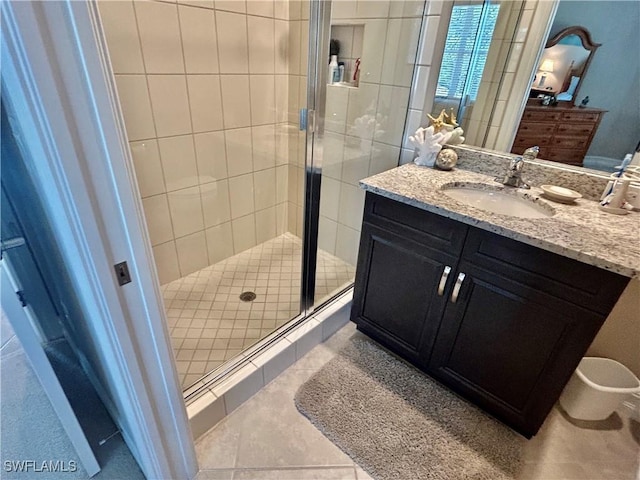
(239, 291, 257, 302)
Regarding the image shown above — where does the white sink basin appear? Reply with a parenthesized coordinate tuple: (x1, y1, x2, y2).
(442, 185, 554, 218)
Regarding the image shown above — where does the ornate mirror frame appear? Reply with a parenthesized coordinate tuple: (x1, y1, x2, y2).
(542, 25, 601, 106)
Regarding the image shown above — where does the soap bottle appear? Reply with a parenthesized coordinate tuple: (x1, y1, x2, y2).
(338, 62, 345, 83)
(328, 55, 338, 85)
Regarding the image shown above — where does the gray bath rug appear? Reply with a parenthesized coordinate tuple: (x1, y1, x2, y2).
(295, 334, 526, 480)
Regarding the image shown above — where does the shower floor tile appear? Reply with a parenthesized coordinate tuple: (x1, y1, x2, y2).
(161, 233, 355, 388)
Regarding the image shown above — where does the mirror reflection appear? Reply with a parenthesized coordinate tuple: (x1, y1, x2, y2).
(434, 0, 500, 127)
(434, 0, 639, 174)
(431, 0, 523, 146)
(532, 27, 600, 105)
(511, 24, 605, 168)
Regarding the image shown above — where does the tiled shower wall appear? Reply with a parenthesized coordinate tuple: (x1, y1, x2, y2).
(99, 0, 308, 284)
(319, 0, 426, 266)
(284, 1, 308, 240)
(101, 0, 428, 283)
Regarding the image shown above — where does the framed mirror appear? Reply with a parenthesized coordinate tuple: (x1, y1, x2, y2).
(531, 26, 600, 106)
(421, 0, 638, 173)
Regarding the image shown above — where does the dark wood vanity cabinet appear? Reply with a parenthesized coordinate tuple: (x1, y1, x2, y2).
(351, 193, 629, 437)
(354, 223, 459, 366)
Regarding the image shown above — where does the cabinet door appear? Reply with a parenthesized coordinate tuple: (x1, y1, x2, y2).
(429, 261, 605, 437)
(352, 223, 457, 366)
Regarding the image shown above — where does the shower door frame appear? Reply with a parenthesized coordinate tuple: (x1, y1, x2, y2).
(301, 0, 335, 311)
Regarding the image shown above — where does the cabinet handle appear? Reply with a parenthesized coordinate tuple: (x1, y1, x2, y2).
(450, 272, 466, 303)
(437, 266, 451, 296)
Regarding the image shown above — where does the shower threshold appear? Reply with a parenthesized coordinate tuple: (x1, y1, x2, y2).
(161, 233, 355, 389)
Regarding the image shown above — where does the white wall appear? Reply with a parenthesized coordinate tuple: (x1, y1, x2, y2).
(587, 278, 640, 378)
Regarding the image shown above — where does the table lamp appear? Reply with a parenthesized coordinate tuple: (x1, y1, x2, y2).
(537, 59, 554, 88)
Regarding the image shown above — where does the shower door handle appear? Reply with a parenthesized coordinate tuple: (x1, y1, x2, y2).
(307, 109, 316, 133)
(299, 108, 307, 131)
(299, 108, 315, 132)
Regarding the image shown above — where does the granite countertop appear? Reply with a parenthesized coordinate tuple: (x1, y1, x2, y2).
(360, 163, 640, 278)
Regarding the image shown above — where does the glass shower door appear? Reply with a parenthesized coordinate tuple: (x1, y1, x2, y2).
(306, 0, 425, 307)
(98, 0, 314, 389)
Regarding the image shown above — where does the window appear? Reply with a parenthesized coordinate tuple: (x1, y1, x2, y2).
(436, 2, 500, 101)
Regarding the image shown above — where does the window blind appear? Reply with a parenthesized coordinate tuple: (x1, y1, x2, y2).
(436, 3, 500, 101)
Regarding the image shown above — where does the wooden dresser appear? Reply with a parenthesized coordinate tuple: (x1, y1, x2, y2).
(512, 105, 606, 166)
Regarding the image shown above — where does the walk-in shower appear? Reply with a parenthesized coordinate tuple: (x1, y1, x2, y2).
(98, 0, 424, 389)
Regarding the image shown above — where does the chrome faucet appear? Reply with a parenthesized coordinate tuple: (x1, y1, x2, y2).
(498, 146, 539, 188)
(522, 145, 540, 162)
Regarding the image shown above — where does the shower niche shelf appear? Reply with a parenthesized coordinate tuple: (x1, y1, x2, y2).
(329, 23, 364, 88)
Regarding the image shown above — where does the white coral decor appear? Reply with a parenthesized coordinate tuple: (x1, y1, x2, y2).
(442, 125, 464, 145)
(409, 126, 449, 167)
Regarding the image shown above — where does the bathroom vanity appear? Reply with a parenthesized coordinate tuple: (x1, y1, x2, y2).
(350, 158, 639, 437)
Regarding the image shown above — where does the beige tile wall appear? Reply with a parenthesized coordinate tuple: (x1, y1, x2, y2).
(319, 0, 425, 266)
(284, 1, 309, 239)
(102, 0, 426, 283)
(99, 0, 308, 284)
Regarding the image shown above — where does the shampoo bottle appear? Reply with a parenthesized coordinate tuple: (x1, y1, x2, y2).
(328, 55, 338, 85)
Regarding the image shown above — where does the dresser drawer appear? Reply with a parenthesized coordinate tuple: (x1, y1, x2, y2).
(522, 110, 562, 122)
(542, 148, 585, 164)
(561, 111, 601, 123)
(513, 134, 551, 149)
(556, 123, 595, 136)
(552, 136, 589, 149)
(516, 122, 556, 136)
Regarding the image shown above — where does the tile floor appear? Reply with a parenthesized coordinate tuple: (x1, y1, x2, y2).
(162, 233, 355, 388)
(195, 318, 640, 480)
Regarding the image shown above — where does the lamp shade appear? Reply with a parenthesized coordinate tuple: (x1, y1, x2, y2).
(540, 59, 554, 73)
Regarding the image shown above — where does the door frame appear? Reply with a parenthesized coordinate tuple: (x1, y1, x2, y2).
(1, 1, 197, 478)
